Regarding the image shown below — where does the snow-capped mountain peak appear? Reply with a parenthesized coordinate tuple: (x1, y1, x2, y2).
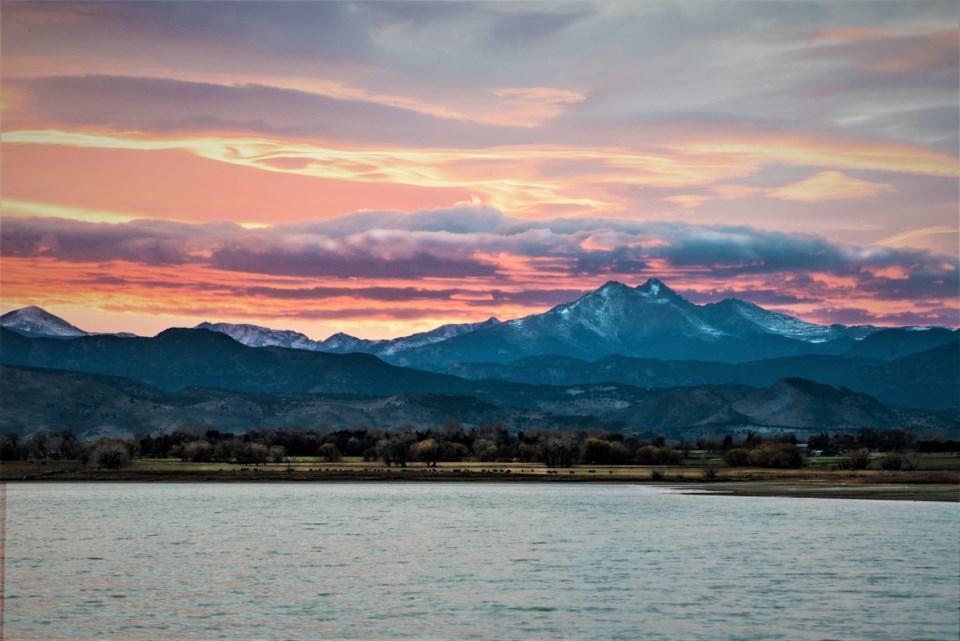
(0, 306, 89, 339)
(535, 278, 726, 343)
(194, 321, 320, 350)
(638, 278, 664, 295)
(319, 332, 376, 353)
(636, 278, 685, 302)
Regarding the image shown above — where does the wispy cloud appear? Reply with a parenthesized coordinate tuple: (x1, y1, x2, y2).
(769, 171, 893, 202)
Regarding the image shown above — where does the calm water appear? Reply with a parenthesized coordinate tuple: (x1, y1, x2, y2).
(4, 483, 959, 641)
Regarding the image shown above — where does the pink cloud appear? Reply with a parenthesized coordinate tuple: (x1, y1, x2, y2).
(769, 171, 893, 202)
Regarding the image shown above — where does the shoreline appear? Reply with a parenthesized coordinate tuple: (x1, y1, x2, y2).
(3, 461, 958, 501)
(680, 482, 960, 502)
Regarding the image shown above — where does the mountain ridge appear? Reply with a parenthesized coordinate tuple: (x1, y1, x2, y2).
(442, 341, 960, 411)
(3, 362, 953, 439)
(386, 279, 933, 366)
(4, 279, 954, 369)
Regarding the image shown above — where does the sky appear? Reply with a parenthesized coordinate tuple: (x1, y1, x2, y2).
(1, 0, 958, 339)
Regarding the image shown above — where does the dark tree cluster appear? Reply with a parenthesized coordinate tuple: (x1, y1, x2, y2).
(97, 421, 685, 469)
(723, 443, 803, 469)
(0, 429, 88, 461)
(807, 428, 917, 454)
(917, 439, 960, 453)
(369, 425, 684, 468)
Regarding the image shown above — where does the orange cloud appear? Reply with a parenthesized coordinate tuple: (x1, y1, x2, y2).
(5, 124, 957, 224)
(1, 142, 471, 224)
(875, 226, 960, 250)
(0, 257, 513, 338)
(770, 171, 893, 202)
(1, 129, 764, 220)
(671, 133, 960, 178)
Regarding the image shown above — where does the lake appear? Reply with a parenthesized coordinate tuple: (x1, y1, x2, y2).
(4, 483, 958, 640)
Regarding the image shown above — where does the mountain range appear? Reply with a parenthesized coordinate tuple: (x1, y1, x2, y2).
(196, 316, 502, 357)
(386, 280, 949, 367)
(4, 279, 954, 365)
(2, 278, 956, 437)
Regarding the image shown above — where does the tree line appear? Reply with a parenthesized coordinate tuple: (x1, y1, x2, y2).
(2, 422, 954, 470)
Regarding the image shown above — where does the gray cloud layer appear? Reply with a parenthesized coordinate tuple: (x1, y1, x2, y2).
(6, 2, 958, 151)
(5, 205, 957, 308)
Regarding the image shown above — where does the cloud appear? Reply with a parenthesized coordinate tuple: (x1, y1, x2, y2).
(4, 205, 956, 304)
(874, 226, 959, 249)
(0, 216, 235, 265)
(808, 29, 959, 74)
(488, 87, 586, 126)
(769, 171, 893, 202)
(807, 305, 960, 328)
(211, 245, 497, 280)
(7, 75, 509, 146)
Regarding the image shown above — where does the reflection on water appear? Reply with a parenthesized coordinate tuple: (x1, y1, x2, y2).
(5, 483, 959, 641)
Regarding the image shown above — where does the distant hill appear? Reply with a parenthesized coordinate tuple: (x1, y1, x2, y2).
(0, 365, 534, 440)
(2, 361, 953, 439)
(443, 342, 960, 411)
(841, 327, 960, 360)
(0, 327, 470, 396)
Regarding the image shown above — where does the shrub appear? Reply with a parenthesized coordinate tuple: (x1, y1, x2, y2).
(236, 442, 269, 466)
(749, 443, 803, 469)
(581, 438, 614, 465)
(89, 443, 131, 470)
(317, 443, 341, 462)
(701, 467, 722, 481)
(181, 440, 214, 462)
(268, 445, 288, 464)
(879, 452, 905, 471)
(723, 448, 753, 467)
(840, 450, 872, 470)
(724, 444, 802, 468)
(635, 446, 682, 465)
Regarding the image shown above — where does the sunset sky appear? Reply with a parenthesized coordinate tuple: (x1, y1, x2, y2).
(2, 1, 958, 339)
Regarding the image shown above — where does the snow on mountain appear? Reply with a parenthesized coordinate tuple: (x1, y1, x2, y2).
(317, 332, 380, 353)
(701, 299, 856, 343)
(319, 318, 502, 356)
(192, 317, 501, 356)
(377, 317, 501, 356)
(389, 279, 901, 367)
(195, 322, 322, 350)
(535, 279, 726, 342)
(0, 306, 89, 339)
